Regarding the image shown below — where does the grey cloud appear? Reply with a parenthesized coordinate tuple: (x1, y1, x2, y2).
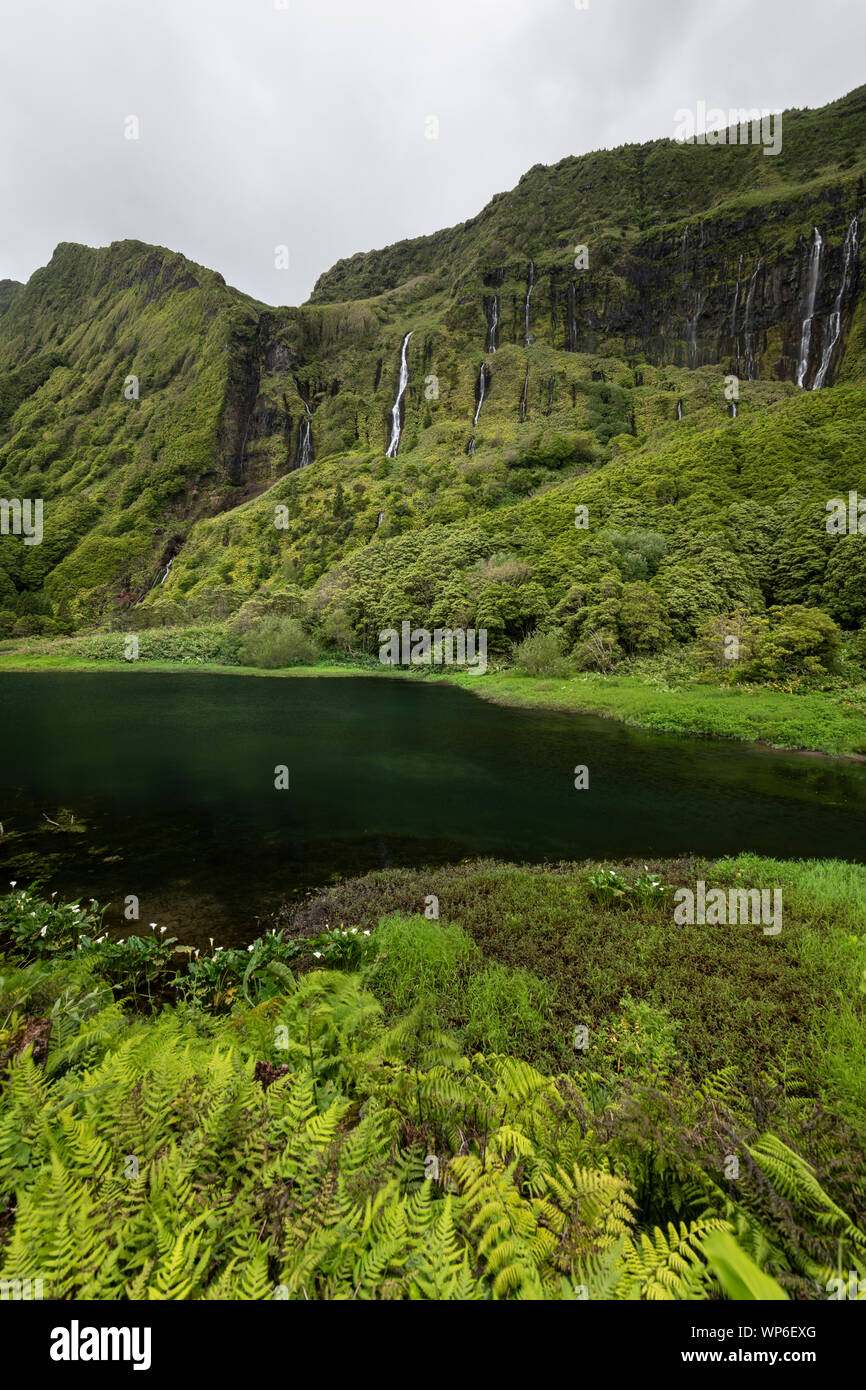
(1, 0, 862, 306)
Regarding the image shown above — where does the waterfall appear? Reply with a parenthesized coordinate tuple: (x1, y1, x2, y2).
(298, 415, 313, 469)
(796, 228, 823, 388)
(729, 401, 738, 419)
(687, 291, 704, 369)
(520, 366, 530, 422)
(294, 380, 314, 468)
(467, 438, 475, 455)
(730, 253, 744, 370)
(485, 296, 499, 353)
(743, 257, 762, 379)
(566, 282, 577, 352)
(676, 399, 683, 421)
(730, 253, 743, 335)
(238, 416, 252, 474)
(386, 331, 412, 458)
(148, 556, 174, 591)
(813, 216, 860, 390)
(473, 363, 487, 427)
(524, 261, 535, 345)
(680, 226, 689, 281)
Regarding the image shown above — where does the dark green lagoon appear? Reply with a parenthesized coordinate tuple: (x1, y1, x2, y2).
(1, 671, 865, 946)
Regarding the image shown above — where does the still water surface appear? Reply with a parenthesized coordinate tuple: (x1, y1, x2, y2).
(1, 672, 864, 945)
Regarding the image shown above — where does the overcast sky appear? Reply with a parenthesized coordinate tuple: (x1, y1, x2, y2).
(1, 0, 863, 307)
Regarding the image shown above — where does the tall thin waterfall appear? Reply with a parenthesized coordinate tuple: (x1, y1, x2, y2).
(294, 380, 314, 468)
(485, 296, 499, 353)
(149, 556, 174, 590)
(730, 254, 743, 336)
(298, 416, 313, 469)
(687, 291, 704, 369)
(796, 228, 823, 388)
(730, 253, 744, 370)
(524, 261, 535, 345)
(520, 365, 530, 422)
(680, 226, 689, 282)
(238, 415, 252, 475)
(566, 282, 578, 352)
(386, 332, 412, 458)
(473, 363, 487, 427)
(676, 399, 683, 421)
(743, 257, 762, 379)
(813, 216, 860, 390)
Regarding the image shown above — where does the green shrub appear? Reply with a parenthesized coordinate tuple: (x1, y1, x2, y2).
(822, 534, 866, 627)
(586, 868, 666, 908)
(604, 528, 668, 581)
(587, 868, 632, 906)
(572, 627, 620, 671)
(0, 956, 104, 1021)
(239, 616, 320, 669)
(617, 581, 672, 654)
(321, 606, 357, 654)
(632, 870, 667, 905)
(845, 627, 866, 674)
(364, 913, 480, 1014)
(179, 926, 372, 1011)
(462, 962, 553, 1057)
(596, 994, 680, 1081)
(0, 885, 102, 959)
(78, 930, 179, 1006)
(512, 628, 568, 677)
(696, 607, 768, 678)
(743, 606, 842, 682)
(29, 624, 241, 665)
(364, 914, 556, 1061)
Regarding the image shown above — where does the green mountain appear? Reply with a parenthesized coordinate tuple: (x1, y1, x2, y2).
(1, 83, 865, 653)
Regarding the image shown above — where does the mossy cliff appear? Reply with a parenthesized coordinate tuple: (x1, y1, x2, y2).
(1, 85, 865, 649)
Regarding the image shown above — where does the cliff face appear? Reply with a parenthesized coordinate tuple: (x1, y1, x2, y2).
(308, 83, 866, 375)
(0, 280, 22, 319)
(0, 86, 865, 625)
(395, 201, 861, 385)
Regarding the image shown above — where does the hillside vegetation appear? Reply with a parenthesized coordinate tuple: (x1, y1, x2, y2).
(0, 86, 865, 713)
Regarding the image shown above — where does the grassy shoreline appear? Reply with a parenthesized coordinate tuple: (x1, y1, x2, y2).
(2, 648, 865, 759)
